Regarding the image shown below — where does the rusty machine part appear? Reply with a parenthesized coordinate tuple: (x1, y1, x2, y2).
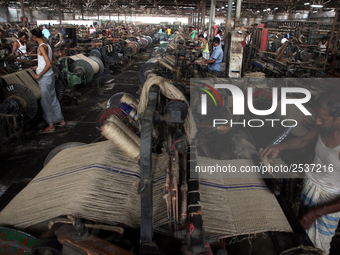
(56, 225, 135, 255)
(0, 83, 38, 144)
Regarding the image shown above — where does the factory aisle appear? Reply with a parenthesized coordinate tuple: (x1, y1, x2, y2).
(0, 60, 145, 211)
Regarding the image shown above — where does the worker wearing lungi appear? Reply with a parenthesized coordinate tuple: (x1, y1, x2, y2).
(262, 90, 340, 254)
(31, 28, 65, 133)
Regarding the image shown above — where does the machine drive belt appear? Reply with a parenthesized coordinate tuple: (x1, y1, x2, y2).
(139, 85, 160, 244)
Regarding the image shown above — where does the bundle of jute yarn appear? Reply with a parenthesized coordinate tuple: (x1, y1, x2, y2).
(137, 75, 197, 143)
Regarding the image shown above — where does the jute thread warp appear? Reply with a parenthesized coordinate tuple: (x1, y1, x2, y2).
(0, 141, 170, 234)
(120, 94, 139, 110)
(0, 143, 292, 240)
(106, 115, 140, 146)
(101, 120, 140, 161)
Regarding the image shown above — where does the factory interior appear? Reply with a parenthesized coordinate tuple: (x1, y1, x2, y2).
(1, 0, 340, 254)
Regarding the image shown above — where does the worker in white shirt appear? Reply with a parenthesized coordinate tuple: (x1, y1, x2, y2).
(12, 31, 33, 55)
(318, 37, 328, 53)
(203, 30, 208, 39)
(89, 25, 96, 34)
(215, 30, 224, 48)
(281, 34, 288, 44)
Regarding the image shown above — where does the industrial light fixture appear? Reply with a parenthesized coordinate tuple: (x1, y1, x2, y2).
(263, 9, 267, 11)
(267, 8, 270, 11)
(311, 4, 323, 8)
(256, 10, 260, 12)
(304, 2, 310, 5)
(225, 4, 228, 7)
(274, 7, 278, 10)
(312, 10, 317, 13)
(222, 6, 225, 9)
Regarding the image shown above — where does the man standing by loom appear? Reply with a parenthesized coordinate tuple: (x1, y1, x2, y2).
(31, 28, 65, 133)
(261, 90, 340, 254)
(205, 37, 223, 74)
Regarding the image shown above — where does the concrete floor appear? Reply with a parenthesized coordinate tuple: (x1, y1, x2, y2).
(0, 60, 143, 210)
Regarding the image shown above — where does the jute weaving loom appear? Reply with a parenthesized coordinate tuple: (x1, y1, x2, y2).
(0, 141, 170, 234)
(0, 140, 292, 239)
(1, 69, 41, 99)
(70, 54, 100, 74)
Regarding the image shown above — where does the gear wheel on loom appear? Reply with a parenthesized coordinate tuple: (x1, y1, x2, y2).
(138, 62, 159, 84)
(113, 43, 122, 53)
(1, 83, 38, 123)
(69, 59, 94, 86)
(125, 42, 137, 55)
(140, 38, 148, 48)
(89, 49, 102, 59)
(88, 55, 105, 77)
(145, 36, 153, 45)
(96, 107, 134, 139)
(133, 41, 141, 52)
(52, 65, 60, 80)
(55, 78, 64, 102)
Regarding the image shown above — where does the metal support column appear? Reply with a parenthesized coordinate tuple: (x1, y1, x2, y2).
(58, 1, 62, 25)
(81, 5, 84, 20)
(227, 0, 232, 20)
(191, 11, 193, 26)
(20, 0, 25, 23)
(194, 12, 197, 27)
(207, 0, 216, 41)
(223, 0, 233, 62)
(28, 9, 33, 23)
(235, 0, 242, 27)
(197, 3, 201, 31)
(202, 0, 206, 31)
(5, 2, 10, 22)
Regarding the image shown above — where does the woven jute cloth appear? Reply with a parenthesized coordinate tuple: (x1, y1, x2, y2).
(0, 141, 292, 239)
(0, 141, 169, 234)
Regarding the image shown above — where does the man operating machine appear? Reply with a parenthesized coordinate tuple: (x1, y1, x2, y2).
(262, 89, 340, 254)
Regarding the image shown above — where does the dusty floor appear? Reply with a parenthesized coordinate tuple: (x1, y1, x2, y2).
(0, 58, 145, 210)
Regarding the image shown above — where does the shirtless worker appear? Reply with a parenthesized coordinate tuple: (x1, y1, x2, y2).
(261, 89, 340, 254)
(31, 28, 65, 133)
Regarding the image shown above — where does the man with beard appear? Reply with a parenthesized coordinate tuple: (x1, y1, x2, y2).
(261, 90, 340, 254)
